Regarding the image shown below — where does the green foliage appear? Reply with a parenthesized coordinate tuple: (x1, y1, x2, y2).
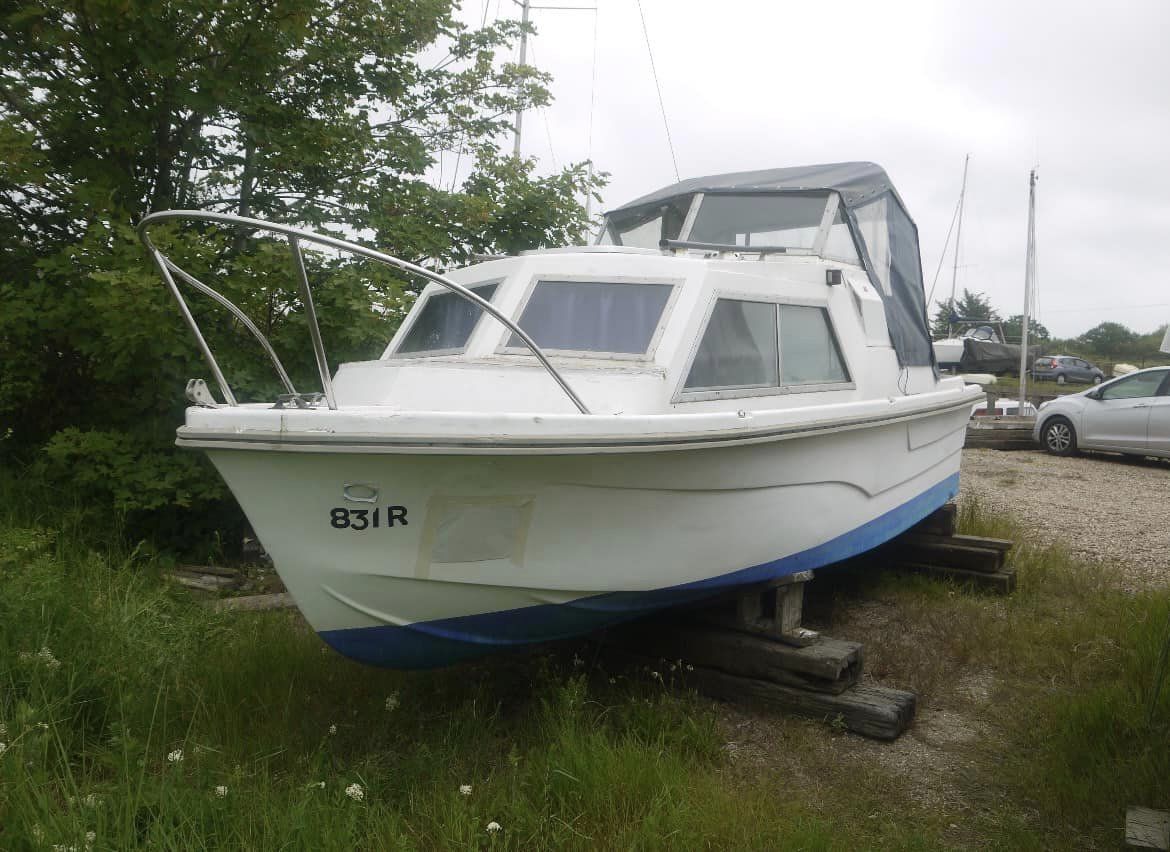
(1001, 313, 1050, 344)
(930, 288, 1000, 337)
(0, 0, 607, 549)
(1077, 320, 1137, 360)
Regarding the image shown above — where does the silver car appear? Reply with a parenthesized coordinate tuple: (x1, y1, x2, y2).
(1033, 366, 1170, 458)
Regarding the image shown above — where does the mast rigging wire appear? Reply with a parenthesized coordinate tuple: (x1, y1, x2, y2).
(635, 0, 680, 182)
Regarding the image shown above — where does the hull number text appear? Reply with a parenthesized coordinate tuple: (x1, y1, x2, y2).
(330, 506, 408, 531)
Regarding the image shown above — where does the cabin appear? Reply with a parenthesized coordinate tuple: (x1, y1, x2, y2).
(328, 162, 940, 415)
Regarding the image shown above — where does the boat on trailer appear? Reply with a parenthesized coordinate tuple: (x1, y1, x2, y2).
(139, 161, 983, 669)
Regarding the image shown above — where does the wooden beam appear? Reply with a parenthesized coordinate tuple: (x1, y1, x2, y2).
(688, 666, 916, 740)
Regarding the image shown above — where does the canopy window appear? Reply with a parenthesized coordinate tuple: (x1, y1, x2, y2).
(604, 162, 935, 368)
(598, 194, 694, 249)
(394, 282, 499, 355)
(683, 298, 850, 394)
(506, 280, 673, 355)
(688, 193, 829, 249)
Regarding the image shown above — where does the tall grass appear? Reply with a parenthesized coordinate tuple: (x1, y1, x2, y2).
(0, 475, 942, 850)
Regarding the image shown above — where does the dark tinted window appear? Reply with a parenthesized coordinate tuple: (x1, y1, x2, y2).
(396, 283, 498, 354)
(684, 300, 850, 392)
(684, 300, 778, 390)
(507, 281, 672, 354)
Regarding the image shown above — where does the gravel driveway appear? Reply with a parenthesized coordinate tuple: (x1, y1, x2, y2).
(959, 448, 1170, 590)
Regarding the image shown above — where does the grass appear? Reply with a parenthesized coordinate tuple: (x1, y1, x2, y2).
(0, 477, 943, 850)
(1, 475, 1168, 849)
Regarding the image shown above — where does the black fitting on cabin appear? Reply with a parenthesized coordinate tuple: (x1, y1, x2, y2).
(826, 269, 843, 285)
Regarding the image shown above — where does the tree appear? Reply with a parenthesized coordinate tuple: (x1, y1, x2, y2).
(0, 0, 605, 549)
(1001, 314, 1050, 344)
(930, 288, 1000, 337)
(1078, 322, 1137, 361)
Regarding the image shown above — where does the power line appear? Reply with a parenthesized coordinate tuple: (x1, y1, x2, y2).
(635, 0, 679, 182)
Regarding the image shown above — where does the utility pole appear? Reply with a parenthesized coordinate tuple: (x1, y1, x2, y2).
(1018, 169, 1038, 412)
(512, 0, 531, 158)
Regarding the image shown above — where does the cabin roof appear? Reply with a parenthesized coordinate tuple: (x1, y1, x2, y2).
(609, 161, 896, 214)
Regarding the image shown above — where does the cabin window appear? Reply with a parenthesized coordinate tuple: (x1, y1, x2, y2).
(779, 305, 848, 384)
(394, 282, 499, 355)
(506, 280, 673, 355)
(688, 193, 829, 249)
(683, 300, 779, 390)
(683, 299, 850, 395)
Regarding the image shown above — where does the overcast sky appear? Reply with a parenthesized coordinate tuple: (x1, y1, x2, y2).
(451, 0, 1170, 339)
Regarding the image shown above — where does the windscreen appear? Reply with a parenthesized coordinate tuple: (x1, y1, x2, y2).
(599, 194, 693, 249)
(688, 193, 830, 248)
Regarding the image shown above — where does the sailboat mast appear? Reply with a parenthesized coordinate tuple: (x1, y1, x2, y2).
(948, 154, 970, 338)
(1018, 169, 1038, 409)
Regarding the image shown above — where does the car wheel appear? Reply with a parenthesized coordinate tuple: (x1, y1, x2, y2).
(1056, 374, 1067, 385)
(1041, 417, 1076, 456)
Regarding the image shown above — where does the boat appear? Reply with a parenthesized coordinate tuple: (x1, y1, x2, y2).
(138, 161, 984, 669)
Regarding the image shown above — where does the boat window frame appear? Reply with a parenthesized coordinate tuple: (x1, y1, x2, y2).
(680, 190, 839, 256)
(384, 278, 504, 359)
(495, 272, 684, 362)
(672, 291, 855, 403)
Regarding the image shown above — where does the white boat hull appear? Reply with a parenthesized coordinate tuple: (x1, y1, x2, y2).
(204, 402, 969, 668)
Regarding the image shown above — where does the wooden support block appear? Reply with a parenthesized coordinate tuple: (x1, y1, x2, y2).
(883, 540, 1005, 573)
(896, 561, 1017, 594)
(688, 666, 916, 740)
(208, 593, 296, 613)
(168, 571, 241, 592)
(691, 572, 814, 644)
(177, 563, 241, 579)
(605, 625, 862, 694)
(1127, 807, 1170, 850)
(901, 532, 1013, 553)
(912, 504, 957, 537)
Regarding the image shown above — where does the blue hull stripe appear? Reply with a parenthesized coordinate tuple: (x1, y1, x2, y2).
(320, 473, 960, 669)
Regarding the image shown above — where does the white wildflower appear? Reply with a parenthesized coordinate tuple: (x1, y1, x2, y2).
(0, 722, 6, 736)
(685, 664, 694, 672)
(328, 724, 337, 735)
(384, 692, 400, 712)
(650, 670, 662, 681)
(0, 742, 6, 756)
(314, 781, 326, 789)
(82, 793, 100, 807)
(344, 782, 364, 802)
(167, 749, 183, 763)
(459, 784, 472, 796)
(31, 824, 44, 841)
(214, 785, 228, 798)
(85, 831, 96, 850)
(572, 653, 583, 667)
(486, 821, 502, 834)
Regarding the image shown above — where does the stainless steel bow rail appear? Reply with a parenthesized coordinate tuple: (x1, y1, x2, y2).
(136, 210, 591, 415)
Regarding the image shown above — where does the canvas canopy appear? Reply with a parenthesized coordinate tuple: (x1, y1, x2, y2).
(606, 162, 936, 370)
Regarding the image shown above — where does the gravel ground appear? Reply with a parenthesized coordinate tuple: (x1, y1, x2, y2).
(959, 447, 1170, 590)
